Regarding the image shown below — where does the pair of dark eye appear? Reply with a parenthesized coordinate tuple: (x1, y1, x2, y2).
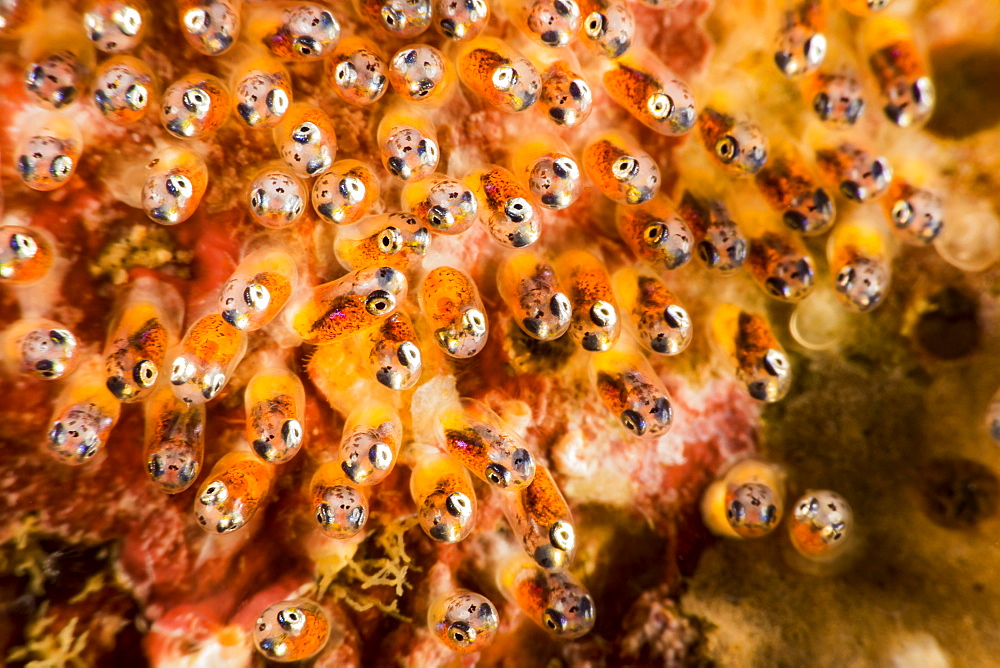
(147, 454, 197, 485)
(765, 260, 813, 298)
(18, 152, 71, 181)
(840, 160, 888, 201)
(698, 239, 746, 268)
(782, 189, 832, 230)
(813, 92, 864, 124)
(728, 500, 778, 525)
(621, 398, 671, 433)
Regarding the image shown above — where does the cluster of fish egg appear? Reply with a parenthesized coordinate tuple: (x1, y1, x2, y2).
(0, 0, 993, 661)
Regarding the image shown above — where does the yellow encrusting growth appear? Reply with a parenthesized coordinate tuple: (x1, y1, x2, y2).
(315, 515, 419, 622)
(89, 225, 193, 285)
(6, 609, 91, 668)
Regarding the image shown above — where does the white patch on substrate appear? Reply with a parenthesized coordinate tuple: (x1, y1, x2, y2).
(555, 374, 759, 510)
(152, 625, 253, 668)
(888, 632, 952, 668)
(409, 374, 460, 445)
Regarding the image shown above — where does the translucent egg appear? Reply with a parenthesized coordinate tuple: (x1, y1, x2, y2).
(15, 112, 83, 192)
(428, 590, 500, 653)
(160, 73, 230, 139)
(254, 599, 331, 663)
(246, 165, 307, 229)
(83, 0, 149, 53)
(92, 55, 155, 124)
